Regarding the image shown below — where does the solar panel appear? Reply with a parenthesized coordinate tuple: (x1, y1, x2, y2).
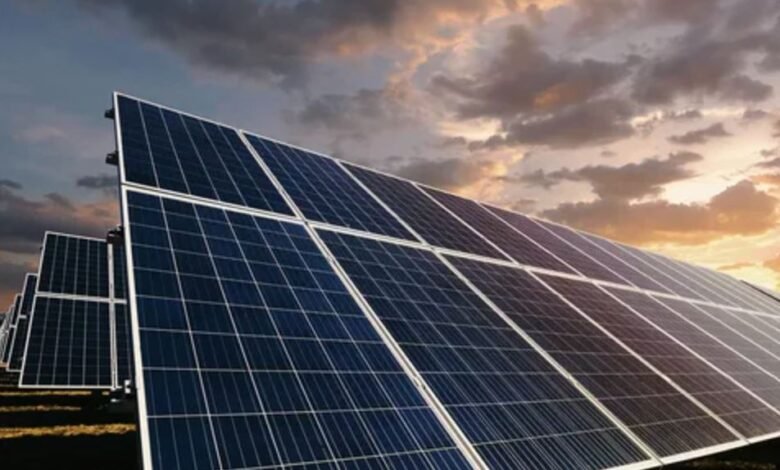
(344, 163, 508, 261)
(115, 94, 293, 216)
(653, 298, 780, 391)
(745, 282, 780, 308)
(7, 274, 38, 371)
(20, 233, 131, 389)
(691, 305, 780, 361)
(601, 287, 780, 439)
(421, 187, 576, 274)
(115, 303, 134, 387)
(1, 294, 22, 363)
(320, 230, 652, 469)
(448, 258, 737, 459)
(738, 313, 780, 339)
(123, 190, 474, 470)
(544, 224, 675, 294)
(484, 206, 628, 285)
(244, 133, 417, 241)
(114, 242, 128, 300)
(642, 253, 737, 307)
(706, 271, 780, 316)
(610, 244, 708, 301)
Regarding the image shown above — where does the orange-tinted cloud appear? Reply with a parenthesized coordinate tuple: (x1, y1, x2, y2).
(543, 180, 778, 245)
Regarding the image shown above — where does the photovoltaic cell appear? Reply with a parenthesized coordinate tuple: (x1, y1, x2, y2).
(321, 230, 650, 470)
(116, 94, 292, 216)
(8, 274, 37, 371)
(691, 305, 780, 367)
(657, 298, 780, 390)
(421, 187, 575, 274)
(611, 244, 707, 301)
(244, 133, 416, 241)
(114, 243, 127, 300)
(738, 313, 780, 339)
(345, 164, 508, 261)
(1, 294, 21, 363)
(545, 224, 673, 294)
(20, 297, 112, 387)
(450, 259, 734, 458)
(643, 254, 736, 307)
(37, 233, 108, 298)
(597, 287, 780, 438)
(484, 206, 627, 285)
(125, 190, 470, 470)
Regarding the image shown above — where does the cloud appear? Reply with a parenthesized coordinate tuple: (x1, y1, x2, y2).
(393, 156, 504, 191)
(76, 0, 514, 86)
(718, 261, 754, 271)
(431, 24, 631, 120)
(76, 174, 119, 196)
(0, 181, 118, 254)
(0, 259, 35, 308)
(518, 151, 702, 200)
(743, 109, 771, 120)
(668, 122, 731, 145)
(542, 180, 778, 245)
(764, 254, 780, 272)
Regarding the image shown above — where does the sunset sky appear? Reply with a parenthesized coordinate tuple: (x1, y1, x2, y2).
(2, 0, 780, 306)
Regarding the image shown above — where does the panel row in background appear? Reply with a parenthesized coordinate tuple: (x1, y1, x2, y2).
(0, 231, 133, 391)
(121, 187, 780, 470)
(115, 93, 780, 320)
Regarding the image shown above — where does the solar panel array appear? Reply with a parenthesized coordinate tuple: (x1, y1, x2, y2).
(1, 294, 22, 364)
(113, 93, 780, 470)
(19, 232, 132, 389)
(7, 274, 38, 371)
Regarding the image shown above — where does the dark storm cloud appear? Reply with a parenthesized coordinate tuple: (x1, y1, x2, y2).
(543, 180, 778, 245)
(76, 174, 119, 196)
(518, 151, 702, 200)
(668, 123, 731, 145)
(74, 0, 510, 86)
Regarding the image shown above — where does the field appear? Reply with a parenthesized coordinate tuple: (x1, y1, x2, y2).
(0, 369, 776, 469)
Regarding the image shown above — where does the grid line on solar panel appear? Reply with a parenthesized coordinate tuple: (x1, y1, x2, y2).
(642, 254, 737, 308)
(690, 305, 780, 361)
(650, 297, 780, 408)
(482, 205, 629, 286)
(115, 94, 293, 217)
(37, 233, 109, 298)
(115, 303, 134, 389)
(243, 133, 418, 242)
(420, 187, 578, 275)
(737, 313, 780, 339)
(20, 297, 112, 388)
(319, 229, 653, 470)
(664, 259, 757, 311)
(710, 272, 780, 316)
(444, 257, 737, 459)
(540, 222, 677, 294)
(343, 163, 509, 262)
(608, 244, 708, 301)
(1, 294, 22, 363)
(562, 283, 780, 439)
(124, 189, 473, 470)
(7, 274, 37, 371)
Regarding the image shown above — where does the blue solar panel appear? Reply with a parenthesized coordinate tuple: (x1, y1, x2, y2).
(8, 274, 37, 371)
(320, 230, 650, 469)
(345, 164, 508, 261)
(37, 233, 109, 297)
(20, 297, 112, 387)
(124, 190, 471, 470)
(449, 258, 735, 458)
(484, 206, 628, 285)
(115, 303, 134, 387)
(421, 187, 576, 274)
(244, 133, 417, 241)
(114, 243, 127, 300)
(657, 297, 780, 388)
(116, 94, 293, 216)
(1, 294, 21, 363)
(569, 285, 780, 439)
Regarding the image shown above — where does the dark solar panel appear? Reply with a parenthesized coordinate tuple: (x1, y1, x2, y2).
(644, 254, 737, 307)
(545, 224, 673, 293)
(116, 94, 292, 216)
(245, 134, 417, 241)
(484, 206, 627, 285)
(597, 287, 780, 439)
(693, 305, 780, 362)
(1, 294, 22, 363)
(20, 298, 112, 387)
(321, 230, 650, 469)
(611, 244, 708, 301)
(345, 164, 508, 261)
(125, 190, 471, 470)
(113, 243, 127, 300)
(422, 187, 576, 274)
(37, 233, 108, 298)
(658, 298, 780, 388)
(7, 274, 37, 371)
(450, 259, 735, 458)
